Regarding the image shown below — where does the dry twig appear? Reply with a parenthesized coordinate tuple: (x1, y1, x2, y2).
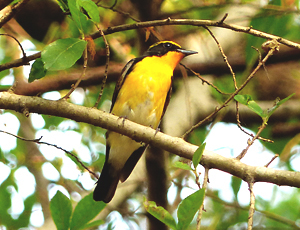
(196, 167, 209, 230)
(247, 182, 256, 230)
(203, 26, 237, 89)
(94, 27, 110, 108)
(0, 33, 27, 60)
(0, 129, 98, 179)
(182, 40, 278, 139)
(62, 46, 88, 99)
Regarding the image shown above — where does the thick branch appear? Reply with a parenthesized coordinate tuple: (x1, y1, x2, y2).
(0, 0, 13, 11)
(0, 0, 31, 28)
(5, 46, 300, 98)
(0, 91, 300, 188)
(12, 64, 123, 96)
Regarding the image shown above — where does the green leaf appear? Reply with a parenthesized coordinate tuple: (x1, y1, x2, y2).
(192, 142, 205, 169)
(231, 176, 242, 200)
(234, 95, 264, 117)
(77, 0, 100, 23)
(173, 161, 192, 171)
(56, 0, 69, 12)
(68, 0, 89, 32)
(264, 94, 294, 119)
(42, 38, 87, 71)
(70, 193, 106, 230)
(29, 58, 47, 82)
(50, 191, 72, 230)
(235, 94, 294, 123)
(177, 189, 205, 230)
(144, 199, 177, 230)
(83, 219, 105, 229)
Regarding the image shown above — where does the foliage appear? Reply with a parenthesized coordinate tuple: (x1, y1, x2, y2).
(50, 191, 105, 230)
(144, 188, 205, 230)
(41, 38, 88, 71)
(234, 93, 294, 123)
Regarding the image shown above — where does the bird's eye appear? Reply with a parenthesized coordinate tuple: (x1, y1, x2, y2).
(163, 43, 172, 48)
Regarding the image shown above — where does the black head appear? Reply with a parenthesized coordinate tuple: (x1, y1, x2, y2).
(144, 41, 197, 57)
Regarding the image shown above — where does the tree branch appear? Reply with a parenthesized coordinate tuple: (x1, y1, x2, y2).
(11, 64, 123, 96)
(247, 182, 255, 230)
(1, 91, 300, 188)
(0, 51, 40, 72)
(0, 0, 13, 11)
(0, 0, 31, 28)
(1, 18, 300, 73)
(90, 18, 300, 49)
(182, 44, 277, 139)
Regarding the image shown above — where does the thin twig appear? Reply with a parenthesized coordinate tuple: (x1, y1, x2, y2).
(247, 181, 255, 230)
(236, 122, 267, 160)
(0, 129, 98, 179)
(218, 13, 229, 24)
(38, 140, 98, 179)
(97, 2, 140, 22)
(203, 26, 237, 89)
(94, 26, 110, 108)
(192, 166, 202, 190)
(203, 26, 252, 148)
(180, 63, 229, 95)
(264, 154, 279, 167)
(182, 43, 278, 140)
(98, 2, 163, 41)
(0, 129, 41, 142)
(0, 52, 40, 72)
(235, 47, 272, 143)
(62, 46, 88, 99)
(236, 100, 273, 143)
(206, 190, 300, 229)
(0, 33, 27, 60)
(196, 167, 209, 230)
(236, 41, 280, 159)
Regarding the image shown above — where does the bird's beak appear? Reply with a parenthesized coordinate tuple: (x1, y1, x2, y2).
(177, 48, 198, 56)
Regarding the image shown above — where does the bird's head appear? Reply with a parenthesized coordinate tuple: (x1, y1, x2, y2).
(145, 41, 197, 69)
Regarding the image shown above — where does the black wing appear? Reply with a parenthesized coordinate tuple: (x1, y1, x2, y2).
(110, 57, 145, 112)
(161, 76, 173, 119)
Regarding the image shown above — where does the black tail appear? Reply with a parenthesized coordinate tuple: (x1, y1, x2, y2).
(93, 162, 119, 203)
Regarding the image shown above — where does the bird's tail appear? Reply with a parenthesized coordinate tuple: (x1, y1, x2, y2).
(93, 162, 119, 203)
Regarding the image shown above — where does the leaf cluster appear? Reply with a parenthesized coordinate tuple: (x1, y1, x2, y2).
(50, 191, 105, 230)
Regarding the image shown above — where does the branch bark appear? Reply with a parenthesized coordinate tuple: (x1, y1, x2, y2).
(0, 0, 13, 11)
(0, 0, 31, 28)
(0, 91, 300, 188)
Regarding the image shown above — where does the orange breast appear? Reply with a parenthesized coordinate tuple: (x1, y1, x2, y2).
(111, 56, 173, 128)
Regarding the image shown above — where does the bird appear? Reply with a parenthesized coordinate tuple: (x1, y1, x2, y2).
(93, 41, 197, 203)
